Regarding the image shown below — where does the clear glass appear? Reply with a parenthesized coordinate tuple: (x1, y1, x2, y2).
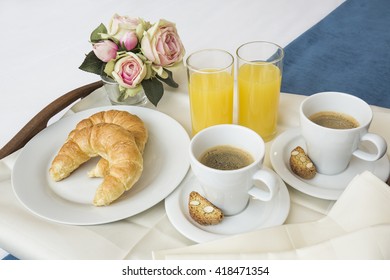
(186, 49, 234, 136)
(236, 41, 284, 141)
(101, 75, 147, 106)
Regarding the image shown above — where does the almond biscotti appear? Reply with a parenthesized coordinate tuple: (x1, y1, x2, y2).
(289, 146, 317, 179)
(188, 191, 224, 225)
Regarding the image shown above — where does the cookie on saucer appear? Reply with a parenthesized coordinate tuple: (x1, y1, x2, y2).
(289, 146, 317, 179)
(188, 191, 224, 225)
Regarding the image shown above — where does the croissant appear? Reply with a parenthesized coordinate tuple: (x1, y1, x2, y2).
(71, 110, 148, 153)
(69, 110, 148, 177)
(49, 123, 143, 206)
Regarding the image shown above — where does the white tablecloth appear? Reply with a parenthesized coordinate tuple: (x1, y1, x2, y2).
(1, 84, 389, 259)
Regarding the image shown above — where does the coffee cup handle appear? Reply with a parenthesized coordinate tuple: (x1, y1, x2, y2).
(353, 133, 387, 161)
(248, 169, 279, 202)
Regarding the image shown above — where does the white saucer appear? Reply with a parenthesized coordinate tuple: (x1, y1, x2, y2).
(270, 128, 390, 200)
(165, 167, 290, 243)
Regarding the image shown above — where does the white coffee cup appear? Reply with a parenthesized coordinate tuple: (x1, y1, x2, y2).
(300, 92, 387, 175)
(189, 124, 279, 216)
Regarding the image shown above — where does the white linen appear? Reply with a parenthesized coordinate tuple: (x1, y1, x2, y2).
(0, 248, 8, 259)
(1, 87, 389, 259)
(154, 225, 390, 259)
(154, 171, 390, 259)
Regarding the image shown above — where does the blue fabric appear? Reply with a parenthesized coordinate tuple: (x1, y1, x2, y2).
(281, 0, 390, 108)
(2, 254, 18, 260)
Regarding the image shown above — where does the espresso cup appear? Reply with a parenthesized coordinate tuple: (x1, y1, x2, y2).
(300, 92, 387, 175)
(189, 124, 279, 216)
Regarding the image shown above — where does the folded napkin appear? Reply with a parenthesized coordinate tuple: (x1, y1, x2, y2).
(153, 171, 390, 259)
(281, 0, 390, 108)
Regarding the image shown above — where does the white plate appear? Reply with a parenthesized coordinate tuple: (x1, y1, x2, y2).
(165, 168, 290, 243)
(12, 106, 190, 225)
(270, 128, 390, 200)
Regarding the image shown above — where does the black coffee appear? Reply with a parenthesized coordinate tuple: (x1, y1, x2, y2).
(199, 145, 254, 170)
(309, 111, 359, 129)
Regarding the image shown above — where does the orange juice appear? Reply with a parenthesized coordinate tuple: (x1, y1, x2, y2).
(238, 63, 281, 141)
(189, 70, 234, 135)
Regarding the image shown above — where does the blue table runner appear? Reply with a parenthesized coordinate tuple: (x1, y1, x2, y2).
(2, 254, 18, 260)
(281, 0, 390, 108)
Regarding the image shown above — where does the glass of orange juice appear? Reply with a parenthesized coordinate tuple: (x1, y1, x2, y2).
(236, 41, 284, 141)
(186, 49, 234, 136)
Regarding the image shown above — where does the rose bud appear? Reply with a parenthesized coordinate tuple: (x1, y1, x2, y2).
(121, 31, 138, 51)
(93, 40, 118, 62)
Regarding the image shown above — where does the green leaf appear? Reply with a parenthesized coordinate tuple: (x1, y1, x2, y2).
(156, 68, 179, 88)
(90, 23, 107, 43)
(79, 51, 104, 75)
(141, 78, 164, 106)
(104, 60, 116, 77)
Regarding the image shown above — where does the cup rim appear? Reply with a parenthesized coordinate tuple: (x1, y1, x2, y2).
(236, 40, 284, 64)
(300, 91, 372, 131)
(189, 124, 265, 174)
(185, 48, 234, 74)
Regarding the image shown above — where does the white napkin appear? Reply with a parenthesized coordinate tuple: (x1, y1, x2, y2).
(153, 171, 390, 259)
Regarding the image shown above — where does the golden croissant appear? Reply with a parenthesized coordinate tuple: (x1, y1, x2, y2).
(49, 123, 143, 206)
(71, 110, 148, 153)
(69, 110, 148, 177)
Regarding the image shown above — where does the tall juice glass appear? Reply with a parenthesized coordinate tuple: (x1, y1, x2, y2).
(186, 49, 234, 136)
(236, 41, 284, 141)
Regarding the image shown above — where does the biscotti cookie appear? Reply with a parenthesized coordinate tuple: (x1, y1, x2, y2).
(289, 146, 317, 179)
(188, 191, 224, 226)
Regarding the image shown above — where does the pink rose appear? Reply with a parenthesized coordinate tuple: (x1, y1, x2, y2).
(108, 14, 149, 41)
(141, 19, 185, 67)
(120, 31, 138, 51)
(111, 52, 147, 89)
(92, 40, 118, 62)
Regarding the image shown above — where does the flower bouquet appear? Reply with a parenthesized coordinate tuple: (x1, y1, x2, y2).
(79, 14, 185, 106)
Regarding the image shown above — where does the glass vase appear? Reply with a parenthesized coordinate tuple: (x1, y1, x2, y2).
(101, 75, 147, 106)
